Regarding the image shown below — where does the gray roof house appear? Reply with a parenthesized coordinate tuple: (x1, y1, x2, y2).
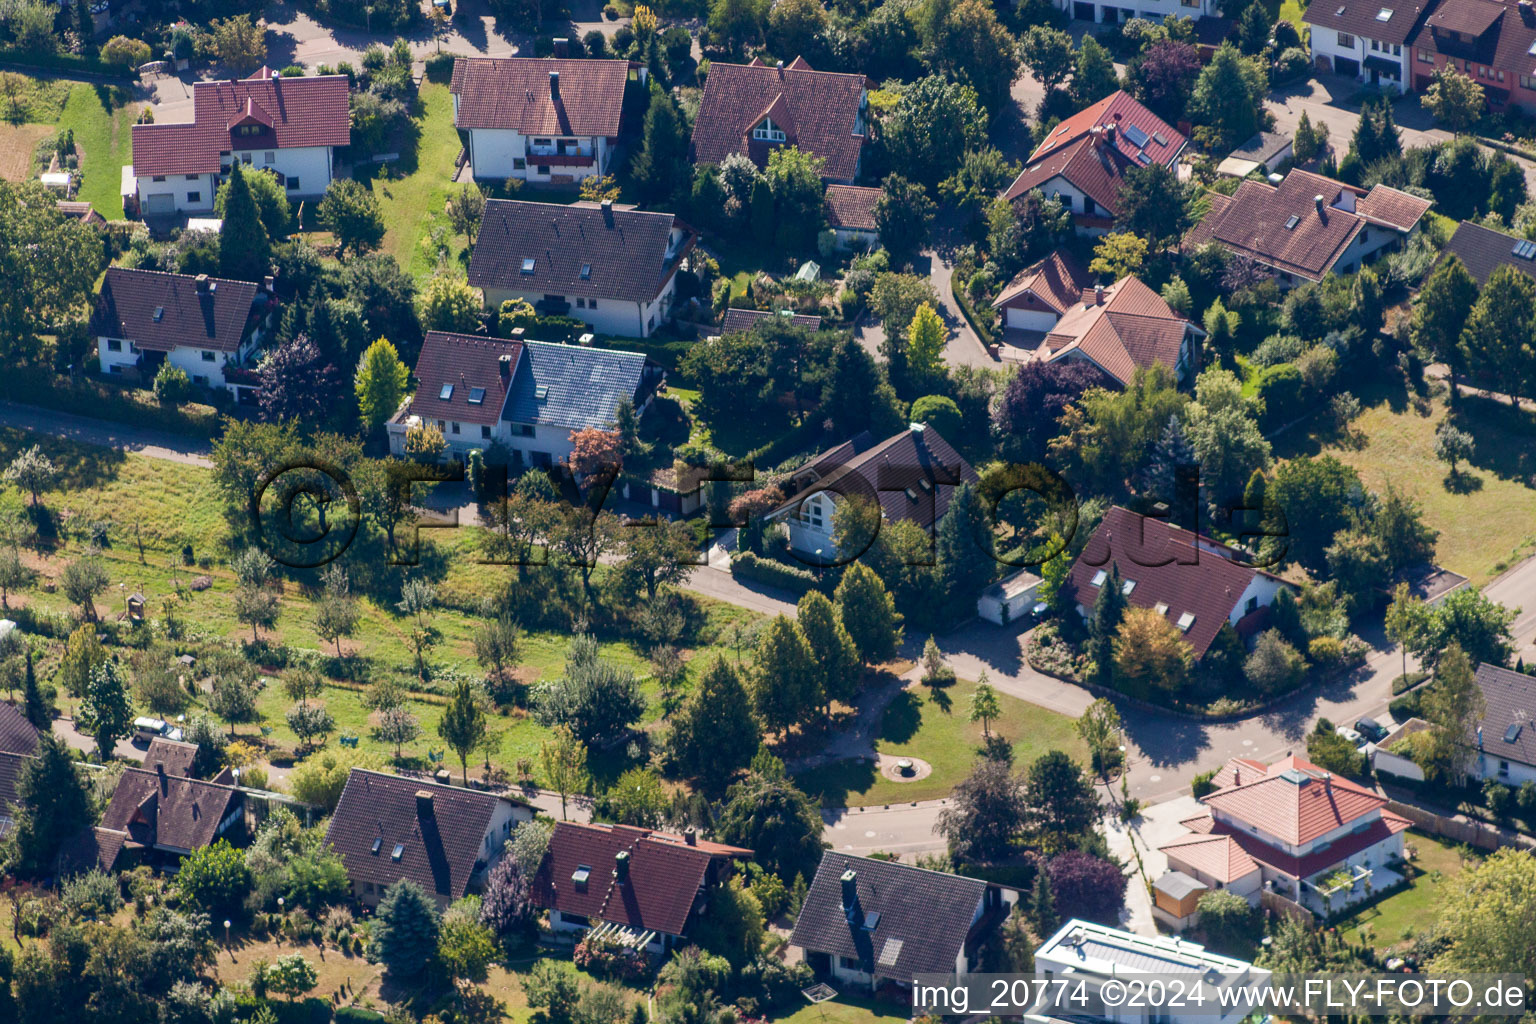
(1471, 663, 1536, 785)
(387, 331, 662, 471)
(790, 852, 1014, 993)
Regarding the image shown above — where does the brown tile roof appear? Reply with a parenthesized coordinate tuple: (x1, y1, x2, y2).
(0, 750, 29, 838)
(992, 250, 1093, 314)
(1184, 170, 1426, 281)
(1424, 0, 1506, 37)
(0, 702, 39, 756)
(132, 68, 351, 177)
(771, 425, 980, 534)
(719, 308, 823, 333)
(1411, 0, 1536, 73)
(1159, 833, 1259, 883)
(144, 737, 199, 778)
(56, 201, 104, 225)
(1304, 0, 1430, 45)
(531, 822, 751, 937)
(1065, 506, 1286, 658)
(1200, 754, 1388, 844)
(1039, 276, 1196, 386)
(823, 184, 880, 231)
(450, 58, 629, 137)
(409, 333, 522, 428)
(468, 200, 695, 305)
(690, 58, 866, 181)
(326, 769, 528, 902)
(95, 268, 266, 353)
(100, 766, 242, 853)
(1442, 219, 1536, 285)
(1471, 662, 1536, 768)
(1004, 91, 1187, 218)
(58, 827, 128, 875)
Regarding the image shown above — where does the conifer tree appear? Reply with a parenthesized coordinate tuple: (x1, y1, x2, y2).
(218, 162, 271, 283)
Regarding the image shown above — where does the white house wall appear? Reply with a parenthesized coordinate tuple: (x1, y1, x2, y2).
(483, 286, 654, 338)
(467, 128, 611, 182)
(225, 144, 334, 198)
(1058, 0, 1220, 22)
(1310, 27, 1411, 92)
(135, 172, 218, 215)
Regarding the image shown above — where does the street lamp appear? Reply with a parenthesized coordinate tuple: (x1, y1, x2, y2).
(223, 919, 231, 944)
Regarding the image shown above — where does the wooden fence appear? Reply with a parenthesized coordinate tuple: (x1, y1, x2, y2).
(1386, 800, 1536, 852)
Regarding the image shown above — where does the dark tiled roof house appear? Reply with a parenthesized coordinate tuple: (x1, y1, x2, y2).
(1470, 662, 1536, 783)
(144, 737, 200, 778)
(99, 765, 244, 858)
(451, 57, 632, 183)
(532, 821, 751, 952)
(386, 331, 659, 470)
(791, 853, 1014, 992)
(131, 67, 350, 215)
(717, 308, 823, 334)
(0, 701, 39, 756)
(1439, 218, 1536, 285)
(325, 769, 533, 907)
(94, 268, 276, 401)
(1064, 506, 1295, 660)
(468, 199, 698, 338)
(766, 424, 979, 561)
(1408, 0, 1536, 113)
(823, 184, 881, 250)
(690, 57, 868, 182)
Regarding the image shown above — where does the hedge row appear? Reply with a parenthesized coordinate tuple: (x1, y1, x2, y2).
(729, 551, 818, 593)
(0, 368, 222, 438)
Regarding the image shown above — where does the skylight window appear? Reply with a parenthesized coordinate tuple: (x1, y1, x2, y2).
(580, 263, 592, 279)
(1154, 602, 1170, 615)
(439, 383, 454, 400)
(468, 387, 486, 405)
(1121, 579, 1136, 595)
(1091, 569, 1108, 587)
(1176, 611, 1196, 632)
(521, 258, 536, 274)
(1152, 132, 1169, 146)
(153, 306, 164, 322)
(904, 487, 918, 501)
(390, 843, 404, 861)
(1515, 240, 1536, 260)
(1123, 124, 1150, 148)
(1506, 723, 1524, 743)
(1284, 214, 1300, 230)
(1376, 7, 1392, 20)
(370, 837, 382, 854)
(535, 384, 549, 400)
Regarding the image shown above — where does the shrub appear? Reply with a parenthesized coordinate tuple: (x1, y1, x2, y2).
(1308, 635, 1345, 666)
(100, 36, 152, 70)
(1191, 768, 1218, 798)
(729, 552, 818, 593)
(423, 50, 459, 81)
(1256, 363, 1304, 426)
(153, 363, 193, 405)
(573, 936, 649, 982)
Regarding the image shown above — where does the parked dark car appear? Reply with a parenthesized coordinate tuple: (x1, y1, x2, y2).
(1356, 717, 1389, 743)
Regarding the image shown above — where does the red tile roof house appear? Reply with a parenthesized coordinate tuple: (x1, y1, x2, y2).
(93, 268, 277, 403)
(532, 821, 751, 954)
(1064, 506, 1295, 662)
(1156, 754, 1412, 922)
(1183, 168, 1433, 287)
(1000, 91, 1188, 236)
(325, 769, 534, 908)
(990, 250, 1204, 384)
(764, 424, 979, 561)
(689, 57, 869, 183)
(451, 58, 635, 185)
(468, 199, 698, 338)
(129, 68, 350, 218)
(823, 184, 881, 251)
(1407, 0, 1536, 113)
(385, 330, 661, 469)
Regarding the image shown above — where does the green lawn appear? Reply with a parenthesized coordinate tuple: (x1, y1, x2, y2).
(365, 81, 469, 279)
(794, 677, 1090, 807)
(56, 83, 135, 214)
(1338, 830, 1474, 950)
(1272, 378, 1536, 584)
(767, 995, 908, 1024)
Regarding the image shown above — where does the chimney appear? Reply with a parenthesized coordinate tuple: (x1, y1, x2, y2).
(684, 826, 697, 846)
(615, 850, 630, 883)
(499, 353, 512, 379)
(415, 789, 435, 818)
(1090, 125, 1103, 148)
(549, 70, 560, 100)
(1234, 766, 1241, 785)
(1104, 122, 1117, 144)
(195, 274, 209, 292)
(1314, 194, 1326, 214)
(840, 869, 860, 913)
(776, 60, 785, 74)
(1095, 284, 1105, 305)
(601, 198, 614, 226)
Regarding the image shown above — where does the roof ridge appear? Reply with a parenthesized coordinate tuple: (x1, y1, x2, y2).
(832, 850, 988, 887)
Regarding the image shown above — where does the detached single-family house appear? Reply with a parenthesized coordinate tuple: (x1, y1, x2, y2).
(1065, 506, 1294, 661)
(1439, 218, 1536, 284)
(97, 765, 245, 862)
(94, 268, 276, 403)
(468, 199, 698, 338)
(1001, 90, 1188, 234)
(129, 67, 350, 216)
(1034, 919, 1267, 1024)
(1183, 168, 1432, 285)
(690, 57, 868, 183)
(1056, 0, 1223, 26)
(1157, 754, 1412, 918)
(992, 251, 1203, 384)
(790, 853, 1014, 995)
(325, 769, 534, 908)
(765, 424, 979, 561)
(0, 701, 39, 757)
(717, 308, 823, 334)
(1304, 0, 1428, 91)
(1468, 662, 1536, 784)
(451, 57, 632, 184)
(1408, 0, 1536, 115)
(823, 184, 880, 250)
(531, 821, 752, 954)
(386, 330, 661, 468)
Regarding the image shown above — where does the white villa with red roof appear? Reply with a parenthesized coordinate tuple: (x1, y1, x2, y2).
(1001, 91, 1188, 235)
(129, 68, 350, 217)
(1156, 754, 1411, 922)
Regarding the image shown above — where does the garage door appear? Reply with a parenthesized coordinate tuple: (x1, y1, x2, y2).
(145, 193, 175, 215)
(1336, 57, 1360, 79)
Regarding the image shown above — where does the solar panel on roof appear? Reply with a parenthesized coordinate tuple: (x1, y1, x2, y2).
(1123, 124, 1150, 147)
(877, 938, 904, 967)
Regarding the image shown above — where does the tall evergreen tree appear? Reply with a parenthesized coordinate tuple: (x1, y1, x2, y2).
(10, 734, 91, 876)
(1087, 565, 1127, 685)
(935, 482, 995, 618)
(20, 649, 48, 729)
(1459, 263, 1536, 407)
(796, 591, 862, 708)
(218, 162, 271, 283)
(632, 83, 689, 205)
(1029, 868, 1058, 935)
(371, 880, 442, 978)
(666, 656, 761, 785)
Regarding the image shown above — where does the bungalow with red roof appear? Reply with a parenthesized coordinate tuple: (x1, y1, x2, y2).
(451, 58, 633, 184)
(130, 68, 350, 217)
(1156, 753, 1412, 922)
(991, 251, 1203, 384)
(1183, 168, 1432, 286)
(531, 821, 751, 954)
(1001, 91, 1188, 235)
(1065, 506, 1293, 662)
(823, 184, 880, 251)
(690, 57, 868, 183)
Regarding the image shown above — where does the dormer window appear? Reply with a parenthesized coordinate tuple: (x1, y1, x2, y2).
(753, 117, 787, 143)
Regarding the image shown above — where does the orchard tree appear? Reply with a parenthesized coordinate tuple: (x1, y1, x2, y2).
(81, 659, 134, 760)
(61, 553, 109, 622)
(4, 445, 55, 506)
(538, 724, 589, 820)
(318, 179, 386, 257)
(439, 680, 488, 785)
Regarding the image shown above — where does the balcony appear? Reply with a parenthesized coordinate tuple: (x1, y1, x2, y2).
(526, 152, 596, 168)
